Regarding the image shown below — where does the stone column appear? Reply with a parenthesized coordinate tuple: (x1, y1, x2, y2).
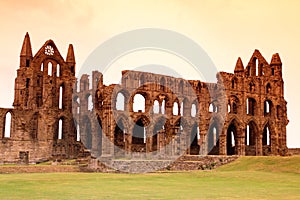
(256, 135, 262, 156)
(125, 127, 133, 157)
(157, 130, 165, 156)
(145, 126, 153, 154)
(219, 131, 226, 155)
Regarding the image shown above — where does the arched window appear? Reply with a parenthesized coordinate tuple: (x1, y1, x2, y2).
(208, 123, 219, 155)
(76, 124, 80, 142)
(247, 98, 256, 115)
(26, 59, 30, 67)
(71, 66, 75, 74)
(245, 121, 258, 147)
(180, 101, 184, 116)
(76, 98, 80, 114)
(132, 118, 147, 150)
(228, 104, 231, 113)
(59, 85, 63, 109)
(232, 102, 237, 114)
(89, 76, 93, 90)
(264, 100, 272, 115)
(116, 92, 125, 111)
(231, 79, 235, 89)
(153, 100, 159, 114)
(48, 62, 52, 76)
(266, 83, 271, 94)
(209, 103, 217, 113)
(133, 94, 145, 112)
(255, 59, 258, 76)
(213, 127, 217, 146)
(190, 123, 200, 155)
(191, 103, 197, 117)
(161, 100, 165, 114)
(227, 123, 237, 155)
(58, 119, 63, 140)
(265, 101, 270, 113)
(231, 131, 235, 146)
(4, 112, 11, 138)
(250, 58, 258, 76)
(76, 80, 80, 92)
(57, 64, 60, 77)
(209, 103, 214, 112)
(41, 63, 44, 72)
(88, 95, 93, 111)
(173, 102, 179, 115)
(246, 125, 250, 145)
(263, 125, 270, 146)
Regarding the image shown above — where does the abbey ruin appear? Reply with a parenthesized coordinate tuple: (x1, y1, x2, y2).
(0, 33, 288, 164)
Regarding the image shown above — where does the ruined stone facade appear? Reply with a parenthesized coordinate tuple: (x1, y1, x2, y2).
(0, 34, 288, 163)
(0, 33, 84, 163)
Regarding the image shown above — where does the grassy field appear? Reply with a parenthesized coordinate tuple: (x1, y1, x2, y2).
(0, 156, 299, 200)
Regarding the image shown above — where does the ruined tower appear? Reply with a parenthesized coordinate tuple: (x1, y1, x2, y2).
(0, 33, 81, 163)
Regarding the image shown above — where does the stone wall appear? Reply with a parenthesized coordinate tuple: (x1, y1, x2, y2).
(0, 33, 290, 164)
(288, 148, 300, 155)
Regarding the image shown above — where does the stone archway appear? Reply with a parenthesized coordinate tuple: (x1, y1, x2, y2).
(152, 117, 166, 152)
(208, 122, 219, 155)
(189, 123, 200, 155)
(226, 123, 237, 155)
(262, 122, 271, 155)
(114, 119, 125, 157)
(245, 120, 259, 156)
(132, 118, 147, 152)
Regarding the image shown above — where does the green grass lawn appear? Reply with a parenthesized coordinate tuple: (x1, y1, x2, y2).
(0, 156, 299, 200)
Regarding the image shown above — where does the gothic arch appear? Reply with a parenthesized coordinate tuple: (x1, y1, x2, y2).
(266, 83, 271, 94)
(246, 97, 257, 116)
(207, 119, 220, 155)
(264, 99, 273, 116)
(114, 113, 130, 132)
(228, 95, 239, 114)
(262, 122, 273, 155)
(226, 118, 240, 155)
(113, 88, 130, 110)
(130, 91, 150, 113)
(190, 122, 200, 155)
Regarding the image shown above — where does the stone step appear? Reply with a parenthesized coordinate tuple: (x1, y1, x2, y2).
(84, 155, 239, 173)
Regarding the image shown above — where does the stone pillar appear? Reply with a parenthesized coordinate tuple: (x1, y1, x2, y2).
(238, 136, 245, 156)
(219, 133, 226, 155)
(125, 127, 133, 157)
(91, 117, 100, 158)
(256, 135, 262, 156)
(173, 134, 180, 156)
(157, 130, 165, 156)
(201, 133, 207, 155)
(236, 136, 241, 155)
(145, 126, 152, 154)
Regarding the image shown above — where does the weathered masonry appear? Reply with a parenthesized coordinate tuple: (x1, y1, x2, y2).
(0, 33, 288, 163)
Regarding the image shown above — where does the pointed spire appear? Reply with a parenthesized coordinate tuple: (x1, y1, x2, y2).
(66, 44, 75, 64)
(270, 53, 282, 65)
(20, 32, 32, 57)
(234, 57, 244, 73)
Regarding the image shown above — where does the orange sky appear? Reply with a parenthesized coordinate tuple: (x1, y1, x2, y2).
(0, 0, 299, 147)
